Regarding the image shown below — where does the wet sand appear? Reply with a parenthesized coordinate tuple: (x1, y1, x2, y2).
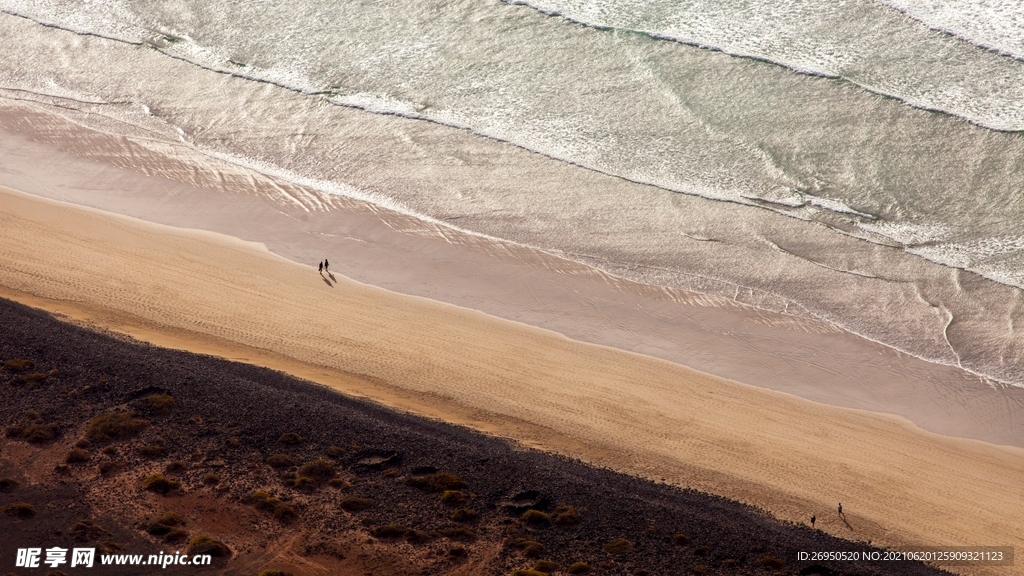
(2, 101, 1024, 451)
(1, 187, 1022, 575)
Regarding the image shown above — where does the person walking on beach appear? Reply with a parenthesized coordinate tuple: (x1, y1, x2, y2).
(318, 261, 323, 273)
(324, 258, 329, 272)
(810, 515, 816, 528)
(838, 503, 843, 517)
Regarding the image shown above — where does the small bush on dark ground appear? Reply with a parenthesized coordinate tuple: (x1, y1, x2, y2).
(6, 421, 61, 443)
(404, 471, 464, 492)
(70, 520, 109, 541)
(370, 524, 409, 538)
(521, 509, 551, 525)
(138, 444, 166, 458)
(85, 412, 148, 442)
(567, 561, 590, 574)
(265, 453, 294, 468)
(603, 537, 633, 554)
(187, 536, 231, 557)
(65, 448, 90, 464)
(297, 458, 335, 480)
(142, 474, 180, 494)
(3, 358, 34, 371)
(339, 497, 376, 512)
(146, 394, 175, 415)
(533, 559, 559, 573)
(451, 508, 478, 522)
(441, 489, 465, 504)
(278, 433, 304, 445)
(552, 505, 578, 525)
(2, 502, 36, 518)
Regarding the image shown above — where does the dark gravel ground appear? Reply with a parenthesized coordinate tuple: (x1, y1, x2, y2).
(0, 297, 951, 576)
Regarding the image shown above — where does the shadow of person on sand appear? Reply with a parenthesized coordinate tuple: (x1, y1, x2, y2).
(327, 272, 336, 282)
(839, 513, 853, 531)
(320, 272, 333, 287)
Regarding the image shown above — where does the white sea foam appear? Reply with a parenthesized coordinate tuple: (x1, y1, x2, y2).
(3, 2, 1024, 388)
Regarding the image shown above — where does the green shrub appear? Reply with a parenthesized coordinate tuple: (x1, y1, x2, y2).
(603, 538, 633, 554)
(340, 497, 375, 512)
(142, 474, 180, 494)
(451, 508, 478, 522)
(327, 478, 349, 489)
(187, 536, 230, 557)
(567, 562, 590, 574)
(257, 571, 291, 576)
(404, 472, 464, 492)
(0, 478, 19, 492)
(761, 557, 784, 569)
(673, 533, 689, 545)
(266, 454, 294, 468)
(521, 509, 551, 525)
(693, 545, 711, 556)
(65, 449, 90, 464)
(370, 524, 409, 538)
(692, 565, 707, 575)
(202, 473, 220, 485)
(2, 502, 36, 518)
(86, 413, 149, 442)
(325, 445, 346, 457)
(510, 571, 546, 576)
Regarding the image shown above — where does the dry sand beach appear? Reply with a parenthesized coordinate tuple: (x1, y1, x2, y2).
(2, 187, 1022, 575)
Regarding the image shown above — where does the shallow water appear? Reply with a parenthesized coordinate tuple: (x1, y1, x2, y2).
(2, 0, 1024, 387)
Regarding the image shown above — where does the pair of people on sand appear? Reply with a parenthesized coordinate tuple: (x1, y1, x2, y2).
(318, 259, 330, 273)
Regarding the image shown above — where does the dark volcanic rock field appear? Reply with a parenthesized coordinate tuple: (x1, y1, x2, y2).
(0, 297, 948, 576)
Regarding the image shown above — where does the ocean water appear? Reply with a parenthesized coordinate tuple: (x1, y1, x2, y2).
(2, 0, 1024, 386)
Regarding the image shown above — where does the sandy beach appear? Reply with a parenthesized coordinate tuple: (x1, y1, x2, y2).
(1, 187, 1022, 575)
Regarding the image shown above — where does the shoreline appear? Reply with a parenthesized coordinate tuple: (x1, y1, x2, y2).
(2, 100, 1024, 450)
(1, 186, 1022, 573)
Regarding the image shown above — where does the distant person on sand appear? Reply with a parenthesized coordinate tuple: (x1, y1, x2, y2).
(318, 261, 323, 273)
(838, 503, 843, 516)
(811, 515, 816, 528)
(324, 258, 329, 272)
